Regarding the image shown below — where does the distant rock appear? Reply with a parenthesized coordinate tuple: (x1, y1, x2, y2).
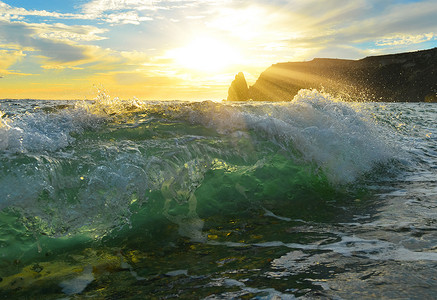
(227, 72, 249, 101)
(246, 48, 437, 102)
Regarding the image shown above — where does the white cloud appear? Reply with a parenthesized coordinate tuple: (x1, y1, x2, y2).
(377, 33, 435, 46)
(32, 23, 108, 42)
(105, 11, 153, 24)
(0, 1, 86, 21)
(81, 0, 158, 16)
(80, 0, 230, 24)
(82, 0, 161, 24)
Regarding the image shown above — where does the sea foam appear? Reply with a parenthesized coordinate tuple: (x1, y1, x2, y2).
(165, 89, 396, 183)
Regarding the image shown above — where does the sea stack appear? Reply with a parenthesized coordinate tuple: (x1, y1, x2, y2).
(227, 72, 249, 101)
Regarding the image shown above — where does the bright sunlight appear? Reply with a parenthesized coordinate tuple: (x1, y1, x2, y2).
(169, 37, 240, 72)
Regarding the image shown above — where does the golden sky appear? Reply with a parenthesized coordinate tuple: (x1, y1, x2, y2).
(0, 0, 437, 100)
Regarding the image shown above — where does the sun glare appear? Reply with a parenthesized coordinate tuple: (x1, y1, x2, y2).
(170, 37, 240, 72)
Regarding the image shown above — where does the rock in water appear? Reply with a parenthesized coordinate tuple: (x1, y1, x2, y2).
(227, 72, 249, 101)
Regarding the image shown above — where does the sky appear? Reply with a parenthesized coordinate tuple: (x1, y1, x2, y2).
(0, 0, 437, 100)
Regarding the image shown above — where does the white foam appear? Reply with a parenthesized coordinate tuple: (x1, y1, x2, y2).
(0, 105, 103, 153)
(258, 235, 437, 262)
(172, 89, 396, 184)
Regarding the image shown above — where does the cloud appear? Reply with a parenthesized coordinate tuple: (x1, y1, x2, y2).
(81, 0, 229, 14)
(32, 23, 108, 42)
(33, 40, 88, 62)
(105, 11, 153, 24)
(374, 1, 437, 34)
(82, 0, 157, 14)
(0, 1, 86, 21)
(276, 0, 437, 58)
(0, 49, 26, 74)
(40, 64, 83, 70)
(80, 0, 230, 24)
(119, 50, 151, 64)
(0, 2, 108, 41)
(0, 20, 89, 62)
(376, 33, 436, 46)
(81, 0, 157, 24)
(207, 6, 278, 40)
(1, 0, 161, 25)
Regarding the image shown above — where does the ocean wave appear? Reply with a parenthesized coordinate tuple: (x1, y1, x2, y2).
(0, 90, 400, 242)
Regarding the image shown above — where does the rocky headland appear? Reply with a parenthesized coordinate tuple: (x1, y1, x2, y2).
(227, 48, 437, 102)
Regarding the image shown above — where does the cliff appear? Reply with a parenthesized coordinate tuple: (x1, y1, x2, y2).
(244, 48, 437, 102)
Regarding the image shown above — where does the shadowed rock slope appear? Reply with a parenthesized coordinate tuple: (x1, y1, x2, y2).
(246, 48, 437, 102)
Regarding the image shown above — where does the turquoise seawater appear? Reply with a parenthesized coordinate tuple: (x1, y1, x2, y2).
(0, 90, 436, 299)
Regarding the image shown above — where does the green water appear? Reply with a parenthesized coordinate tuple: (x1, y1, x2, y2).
(1, 93, 436, 299)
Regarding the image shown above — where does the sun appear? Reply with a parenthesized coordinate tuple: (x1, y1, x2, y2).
(169, 37, 240, 72)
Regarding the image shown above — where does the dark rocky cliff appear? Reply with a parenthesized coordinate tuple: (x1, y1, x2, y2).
(245, 48, 437, 102)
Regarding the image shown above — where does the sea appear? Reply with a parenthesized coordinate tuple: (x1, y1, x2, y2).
(0, 89, 436, 299)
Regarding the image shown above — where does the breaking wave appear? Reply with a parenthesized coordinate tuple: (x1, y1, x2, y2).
(0, 90, 400, 255)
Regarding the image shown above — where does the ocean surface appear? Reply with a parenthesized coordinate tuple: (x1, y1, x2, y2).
(0, 89, 436, 299)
